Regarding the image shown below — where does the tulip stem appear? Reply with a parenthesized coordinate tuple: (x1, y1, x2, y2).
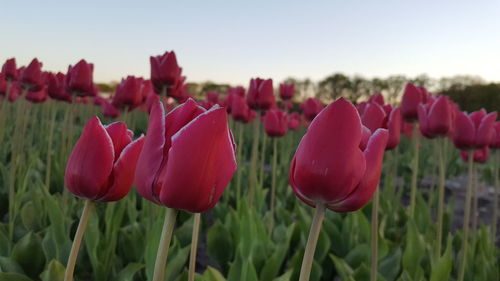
(409, 124, 420, 219)
(235, 122, 244, 207)
(370, 187, 379, 281)
(249, 117, 261, 206)
(64, 200, 94, 281)
(492, 150, 499, 239)
(299, 203, 325, 281)
(259, 132, 268, 187)
(45, 102, 57, 191)
(471, 163, 479, 235)
(152, 208, 178, 281)
(458, 151, 474, 281)
(270, 137, 278, 225)
(435, 138, 446, 258)
(188, 213, 201, 281)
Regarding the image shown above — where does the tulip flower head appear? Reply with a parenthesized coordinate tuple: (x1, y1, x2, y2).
(112, 76, 145, 110)
(300, 98, 324, 121)
(263, 109, 288, 137)
(417, 95, 452, 139)
(150, 50, 182, 95)
(452, 109, 497, 150)
(491, 122, 500, 149)
(279, 83, 295, 100)
(135, 99, 237, 213)
(25, 86, 48, 103)
(383, 106, 402, 150)
(20, 58, 44, 91)
(368, 93, 384, 105)
(246, 78, 275, 110)
(401, 83, 426, 122)
(2, 58, 18, 81)
(65, 117, 145, 201)
(47, 72, 72, 102)
(102, 100, 121, 118)
(290, 98, 388, 212)
(66, 59, 95, 96)
(461, 146, 490, 164)
(361, 102, 386, 133)
(288, 112, 300, 130)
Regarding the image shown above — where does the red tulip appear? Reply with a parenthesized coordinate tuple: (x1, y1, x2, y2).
(359, 125, 372, 151)
(368, 93, 384, 105)
(223, 86, 245, 113)
(0, 73, 7, 95)
(246, 78, 275, 110)
(357, 101, 368, 116)
(2, 58, 18, 81)
(401, 83, 425, 122)
(290, 98, 388, 212)
(150, 50, 181, 94)
(361, 102, 386, 133)
(300, 98, 324, 121)
(168, 75, 189, 101)
(227, 86, 245, 97)
(206, 91, 220, 104)
(417, 95, 452, 139)
(102, 100, 120, 118)
(460, 146, 489, 163)
(491, 122, 500, 149)
(452, 109, 497, 150)
(384, 107, 402, 150)
(281, 100, 293, 112)
(231, 94, 252, 123)
(66, 59, 95, 96)
(65, 116, 145, 201)
(134, 99, 237, 213)
(112, 76, 144, 110)
(25, 86, 48, 103)
(47, 72, 72, 102)
(20, 58, 44, 91)
(6, 82, 21, 102)
(288, 112, 300, 130)
(279, 83, 294, 100)
(263, 109, 288, 137)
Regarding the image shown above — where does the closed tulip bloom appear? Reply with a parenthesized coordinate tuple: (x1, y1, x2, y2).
(207, 91, 220, 104)
(150, 50, 181, 93)
(168, 75, 189, 101)
(453, 109, 497, 149)
(65, 116, 145, 201)
(361, 102, 386, 133)
(460, 146, 489, 164)
(20, 58, 43, 91)
(288, 112, 300, 130)
(134, 99, 237, 213)
(301, 98, 324, 121)
(224, 87, 246, 113)
(384, 107, 402, 150)
(417, 95, 452, 139)
(25, 86, 48, 103)
(102, 100, 120, 118)
(491, 122, 500, 149)
(281, 100, 293, 111)
(2, 58, 18, 80)
(290, 98, 388, 212)
(6, 82, 21, 102)
(47, 72, 72, 102)
(112, 76, 144, 109)
(0, 73, 7, 95)
(66, 59, 95, 96)
(279, 83, 295, 100)
(357, 101, 368, 116)
(368, 93, 384, 105)
(263, 109, 288, 137)
(401, 83, 425, 122)
(247, 78, 275, 110)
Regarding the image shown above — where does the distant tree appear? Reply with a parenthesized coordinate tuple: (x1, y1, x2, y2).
(318, 73, 351, 101)
(441, 83, 500, 113)
(436, 75, 485, 92)
(347, 76, 371, 102)
(385, 75, 407, 105)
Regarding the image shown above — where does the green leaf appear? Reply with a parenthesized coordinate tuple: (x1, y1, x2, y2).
(165, 242, 190, 281)
(115, 263, 144, 281)
(0, 257, 25, 274)
(402, 221, 425, 277)
(330, 254, 354, 280)
(259, 224, 295, 281)
(379, 248, 402, 281)
(0, 273, 33, 281)
(11, 232, 46, 278)
(430, 235, 452, 281)
(207, 220, 234, 270)
(202, 266, 227, 281)
(40, 259, 65, 281)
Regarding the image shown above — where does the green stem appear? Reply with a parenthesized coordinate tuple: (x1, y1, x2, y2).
(152, 208, 178, 281)
(45, 102, 57, 191)
(64, 200, 94, 281)
(458, 151, 474, 281)
(471, 163, 479, 235)
(259, 132, 268, 187)
(409, 124, 420, 218)
(370, 187, 379, 281)
(188, 213, 201, 281)
(299, 203, 325, 281)
(248, 117, 261, 206)
(270, 137, 278, 224)
(236, 122, 244, 207)
(493, 150, 499, 239)
(435, 138, 446, 258)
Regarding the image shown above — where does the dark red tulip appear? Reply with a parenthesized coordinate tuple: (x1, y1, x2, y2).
(368, 93, 384, 105)
(300, 98, 324, 121)
(2, 58, 18, 81)
(93, 96, 105, 106)
(25, 86, 48, 103)
(359, 125, 371, 151)
(102, 100, 120, 118)
(207, 91, 220, 104)
(168, 75, 189, 101)
(288, 112, 300, 130)
(290, 98, 388, 212)
(231, 94, 252, 123)
(263, 109, 288, 137)
(65, 116, 144, 201)
(0, 73, 7, 95)
(20, 58, 44, 91)
(246, 78, 275, 110)
(227, 86, 245, 97)
(112, 76, 144, 110)
(401, 83, 425, 122)
(384, 107, 402, 150)
(223, 86, 245, 113)
(461, 146, 489, 163)
(66, 59, 95, 96)
(357, 101, 368, 116)
(401, 121, 415, 139)
(281, 100, 293, 111)
(134, 99, 237, 213)
(417, 95, 452, 139)
(6, 82, 21, 102)
(452, 109, 497, 150)
(279, 83, 294, 100)
(150, 50, 181, 94)
(361, 102, 386, 133)
(47, 72, 72, 102)
(491, 122, 500, 149)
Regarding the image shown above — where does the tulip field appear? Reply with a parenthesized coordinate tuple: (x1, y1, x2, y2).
(0, 53, 499, 281)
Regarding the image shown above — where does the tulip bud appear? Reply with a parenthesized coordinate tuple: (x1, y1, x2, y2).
(134, 99, 237, 213)
(368, 93, 384, 105)
(288, 112, 300, 130)
(102, 100, 121, 118)
(2, 58, 18, 81)
(232, 94, 252, 123)
(20, 58, 44, 91)
(66, 59, 95, 96)
(112, 76, 144, 110)
(290, 98, 388, 212)
(47, 72, 72, 102)
(452, 109, 497, 149)
(25, 86, 48, 103)
(384, 107, 402, 150)
(65, 116, 145, 201)
(300, 98, 324, 121)
(279, 83, 294, 100)
(401, 83, 425, 122)
(461, 146, 489, 163)
(150, 51, 182, 94)
(417, 95, 452, 139)
(246, 78, 275, 110)
(263, 109, 288, 137)
(361, 102, 386, 133)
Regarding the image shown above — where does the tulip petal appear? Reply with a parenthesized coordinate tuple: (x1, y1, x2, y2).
(65, 116, 114, 200)
(105, 122, 132, 160)
(330, 128, 388, 212)
(386, 107, 401, 150)
(99, 136, 145, 202)
(290, 98, 366, 204)
(134, 101, 166, 203)
(158, 106, 237, 212)
(362, 103, 386, 133)
(453, 111, 475, 149)
(476, 112, 497, 147)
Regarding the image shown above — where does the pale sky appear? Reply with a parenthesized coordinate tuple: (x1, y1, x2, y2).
(1, 0, 499, 85)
